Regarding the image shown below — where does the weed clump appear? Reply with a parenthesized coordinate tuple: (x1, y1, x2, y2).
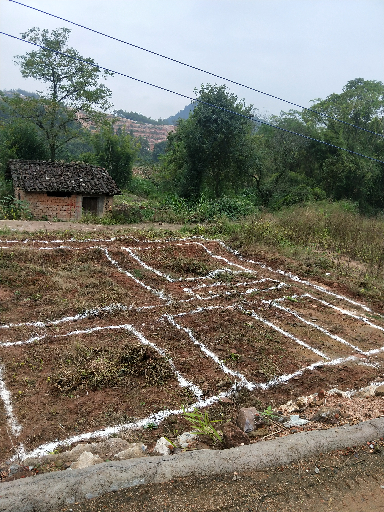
(50, 342, 174, 394)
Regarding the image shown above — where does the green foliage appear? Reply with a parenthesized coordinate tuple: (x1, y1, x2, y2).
(261, 406, 278, 419)
(0, 119, 48, 172)
(0, 195, 32, 220)
(163, 84, 258, 199)
(162, 195, 257, 222)
(81, 126, 138, 188)
(182, 405, 222, 443)
(0, 27, 113, 160)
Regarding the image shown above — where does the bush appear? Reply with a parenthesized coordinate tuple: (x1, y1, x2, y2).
(0, 195, 32, 220)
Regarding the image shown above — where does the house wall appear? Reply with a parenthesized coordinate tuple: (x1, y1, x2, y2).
(16, 188, 114, 221)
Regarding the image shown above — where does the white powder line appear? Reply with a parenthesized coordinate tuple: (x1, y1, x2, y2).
(16, 348, 382, 462)
(164, 313, 255, 390)
(0, 364, 22, 436)
(101, 247, 169, 301)
(261, 354, 361, 389)
(0, 304, 128, 330)
(13, 386, 238, 461)
(0, 237, 117, 244)
(264, 300, 364, 354)
(190, 278, 286, 291)
(0, 323, 202, 398)
(121, 247, 175, 282)
(301, 294, 384, 334)
(236, 305, 330, 360)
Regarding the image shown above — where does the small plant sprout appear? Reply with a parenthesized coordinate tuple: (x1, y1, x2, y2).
(182, 405, 222, 443)
(163, 436, 176, 448)
(143, 422, 158, 430)
(261, 405, 278, 419)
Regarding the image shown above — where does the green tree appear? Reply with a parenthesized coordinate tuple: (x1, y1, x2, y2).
(163, 84, 258, 199)
(302, 78, 384, 209)
(0, 27, 113, 161)
(81, 127, 138, 188)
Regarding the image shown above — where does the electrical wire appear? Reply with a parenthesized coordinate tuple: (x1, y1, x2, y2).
(8, 0, 384, 139)
(1, 31, 383, 165)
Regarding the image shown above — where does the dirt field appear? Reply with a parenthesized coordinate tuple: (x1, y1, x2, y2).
(1, 230, 384, 467)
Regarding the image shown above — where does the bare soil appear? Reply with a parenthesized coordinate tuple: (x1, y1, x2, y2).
(0, 219, 184, 233)
(1, 230, 384, 475)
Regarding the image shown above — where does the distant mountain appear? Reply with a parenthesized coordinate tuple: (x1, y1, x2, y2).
(1, 89, 40, 99)
(114, 103, 195, 126)
(161, 103, 195, 125)
(113, 110, 162, 125)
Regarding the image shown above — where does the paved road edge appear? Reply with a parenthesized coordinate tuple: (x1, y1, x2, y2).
(1, 417, 384, 512)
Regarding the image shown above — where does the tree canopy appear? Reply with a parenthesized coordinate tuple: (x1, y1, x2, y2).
(163, 84, 258, 199)
(0, 27, 113, 160)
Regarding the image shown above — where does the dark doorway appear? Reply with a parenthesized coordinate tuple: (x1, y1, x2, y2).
(82, 197, 98, 215)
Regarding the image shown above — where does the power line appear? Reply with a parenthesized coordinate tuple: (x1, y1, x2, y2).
(1, 31, 383, 165)
(8, 0, 384, 139)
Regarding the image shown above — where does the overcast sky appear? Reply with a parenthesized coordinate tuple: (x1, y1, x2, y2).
(1, 0, 383, 120)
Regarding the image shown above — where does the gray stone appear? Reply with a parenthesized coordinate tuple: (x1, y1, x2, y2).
(177, 432, 198, 448)
(92, 438, 130, 457)
(9, 465, 20, 476)
(374, 384, 384, 396)
(283, 415, 309, 428)
(114, 444, 147, 460)
(154, 437, 174, 456)
(70, 452, 103, 470)
(311, 407, 342, 424)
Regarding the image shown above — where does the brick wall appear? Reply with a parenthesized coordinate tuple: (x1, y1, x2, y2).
(16, 189, 115, 221)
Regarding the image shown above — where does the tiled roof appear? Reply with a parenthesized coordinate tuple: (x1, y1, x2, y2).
(7, 160, 121, 195)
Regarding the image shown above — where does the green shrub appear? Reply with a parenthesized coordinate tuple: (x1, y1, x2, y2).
(0, 195, 32, 220)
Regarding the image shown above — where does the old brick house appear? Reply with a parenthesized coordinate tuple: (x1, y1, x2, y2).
(7, 160, 121, 221)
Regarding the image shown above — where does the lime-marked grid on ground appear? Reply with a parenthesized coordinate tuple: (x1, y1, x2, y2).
(1, 236, 384, 461)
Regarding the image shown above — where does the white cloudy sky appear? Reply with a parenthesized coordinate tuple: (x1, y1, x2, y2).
(0, 0, 383, 120)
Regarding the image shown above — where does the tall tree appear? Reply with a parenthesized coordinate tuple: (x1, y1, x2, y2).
(81, 127, 138, 188)
(163, 84, 258, 199)
(302, 78, 384, 209)
(0, 27, 113, 160)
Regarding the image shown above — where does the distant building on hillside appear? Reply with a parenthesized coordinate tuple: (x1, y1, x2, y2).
(6, 159, 121, 221)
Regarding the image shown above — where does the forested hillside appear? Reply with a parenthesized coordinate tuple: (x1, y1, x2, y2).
(0, 28, 383, 218)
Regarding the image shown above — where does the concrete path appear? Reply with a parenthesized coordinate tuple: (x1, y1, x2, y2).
(1, 417, 384, 512)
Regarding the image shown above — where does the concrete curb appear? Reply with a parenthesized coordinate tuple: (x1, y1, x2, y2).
(1, 418, 384, 512)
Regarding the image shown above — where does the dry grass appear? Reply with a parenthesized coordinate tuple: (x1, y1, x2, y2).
(214, 202, 384, 305)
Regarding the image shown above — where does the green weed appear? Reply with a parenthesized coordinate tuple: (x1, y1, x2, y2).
(182, 405, 222, 443)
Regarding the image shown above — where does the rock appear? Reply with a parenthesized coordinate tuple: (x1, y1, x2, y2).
(236, 407, 266, 433)
(9, 465, 20, 476)
(90, 437, 130, 457)
(222, 423, 250, 448)
(311, 407, 342, 424)
(275, 414, 290, 424)
(114, 443, 147, 460)
(70, 451, 102, 470)
(283, 415, 309, 428)
(374, 384, 384, 396)
(154, 437, 174, 456)
(354, 385, 376, 398)
(248, 427, 270, 438)
(317, 389, 326, 400)
(69, 443, 94, 459)
(22, 457, 42, 467)
(177, 432, 197, 448)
